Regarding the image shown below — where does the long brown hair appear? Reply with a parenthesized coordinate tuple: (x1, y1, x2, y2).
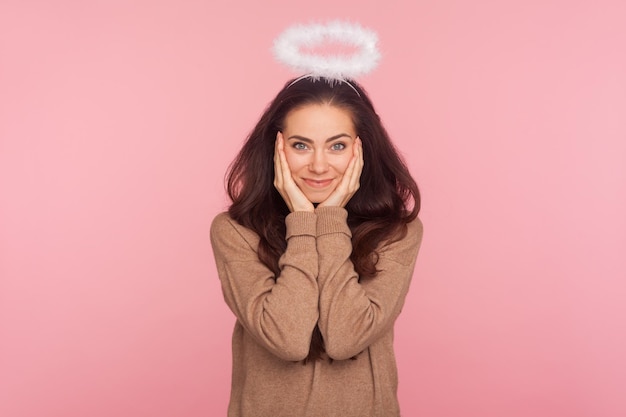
(226, 77, 420, 362)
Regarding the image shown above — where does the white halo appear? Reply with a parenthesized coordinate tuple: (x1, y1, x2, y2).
(272, 21, 381, 80)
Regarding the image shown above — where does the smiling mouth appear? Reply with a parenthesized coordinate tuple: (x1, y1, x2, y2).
(303, 179, 334, 188)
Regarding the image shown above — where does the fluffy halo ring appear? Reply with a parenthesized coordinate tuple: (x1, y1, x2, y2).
(272, 21, 381, 81)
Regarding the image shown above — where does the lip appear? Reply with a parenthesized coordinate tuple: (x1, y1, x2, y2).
(303, 178, 334, 188)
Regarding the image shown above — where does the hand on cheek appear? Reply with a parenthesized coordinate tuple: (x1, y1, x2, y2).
(273, 132, 315, 213)
(318, 137, 363, 208)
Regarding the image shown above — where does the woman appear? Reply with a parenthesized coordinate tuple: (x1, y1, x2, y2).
(210, 76, 423, 417)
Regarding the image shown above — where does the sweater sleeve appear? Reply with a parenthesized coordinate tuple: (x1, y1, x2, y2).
(210, 211, 320, 361)
(315, 206, 423, 360)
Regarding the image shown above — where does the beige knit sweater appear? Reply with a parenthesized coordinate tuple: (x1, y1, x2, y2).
(210, 206, 423, 417)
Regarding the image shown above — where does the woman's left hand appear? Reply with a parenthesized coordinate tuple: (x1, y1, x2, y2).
(318, 137, 363, 208)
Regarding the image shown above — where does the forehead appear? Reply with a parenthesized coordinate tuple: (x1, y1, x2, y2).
(283, 104, 355, 135)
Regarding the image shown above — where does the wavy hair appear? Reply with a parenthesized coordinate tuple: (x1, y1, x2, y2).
(226, 77, 420, 362)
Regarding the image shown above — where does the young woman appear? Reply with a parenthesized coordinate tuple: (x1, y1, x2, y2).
(210, 77, 423, 417)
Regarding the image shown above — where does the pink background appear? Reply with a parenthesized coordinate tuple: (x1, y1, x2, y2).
(1, 1, 625, 416)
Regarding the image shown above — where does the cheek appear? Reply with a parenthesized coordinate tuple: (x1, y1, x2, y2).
(333, 154, 352, 174)
(284, 151, 304, 173)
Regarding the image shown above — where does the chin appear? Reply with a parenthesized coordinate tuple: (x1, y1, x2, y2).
(306, 194, 330, 204)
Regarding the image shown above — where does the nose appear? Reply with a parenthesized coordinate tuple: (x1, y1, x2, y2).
(308, 149, 329, 174)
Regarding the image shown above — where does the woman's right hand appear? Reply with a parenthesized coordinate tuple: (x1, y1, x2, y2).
(274, 132, 315, 212)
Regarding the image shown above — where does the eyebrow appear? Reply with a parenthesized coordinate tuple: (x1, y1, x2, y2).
(286, 133, 352, 143)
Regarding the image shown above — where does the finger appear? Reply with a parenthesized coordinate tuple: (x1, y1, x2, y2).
(274, 133, 293, 211)
(276, 133, 286, 177)
(342, 140, 360, 190)
(333, 143, 360, 207)
(277, 136, 292, 186)
(333, 160, 358, 207)
(349, 137, 363, 192)
(274, 133, 283, 189)
(278, 135, 287, 175)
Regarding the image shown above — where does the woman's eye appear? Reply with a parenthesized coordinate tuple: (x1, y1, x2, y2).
(293, 142, 308, 150)
(331, 143, 346, 151)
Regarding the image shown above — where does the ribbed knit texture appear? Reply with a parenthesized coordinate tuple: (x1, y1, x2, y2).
(210, 209, 423, 417)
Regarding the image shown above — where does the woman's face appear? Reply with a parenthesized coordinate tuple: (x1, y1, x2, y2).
(281, 103, 357, 204)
